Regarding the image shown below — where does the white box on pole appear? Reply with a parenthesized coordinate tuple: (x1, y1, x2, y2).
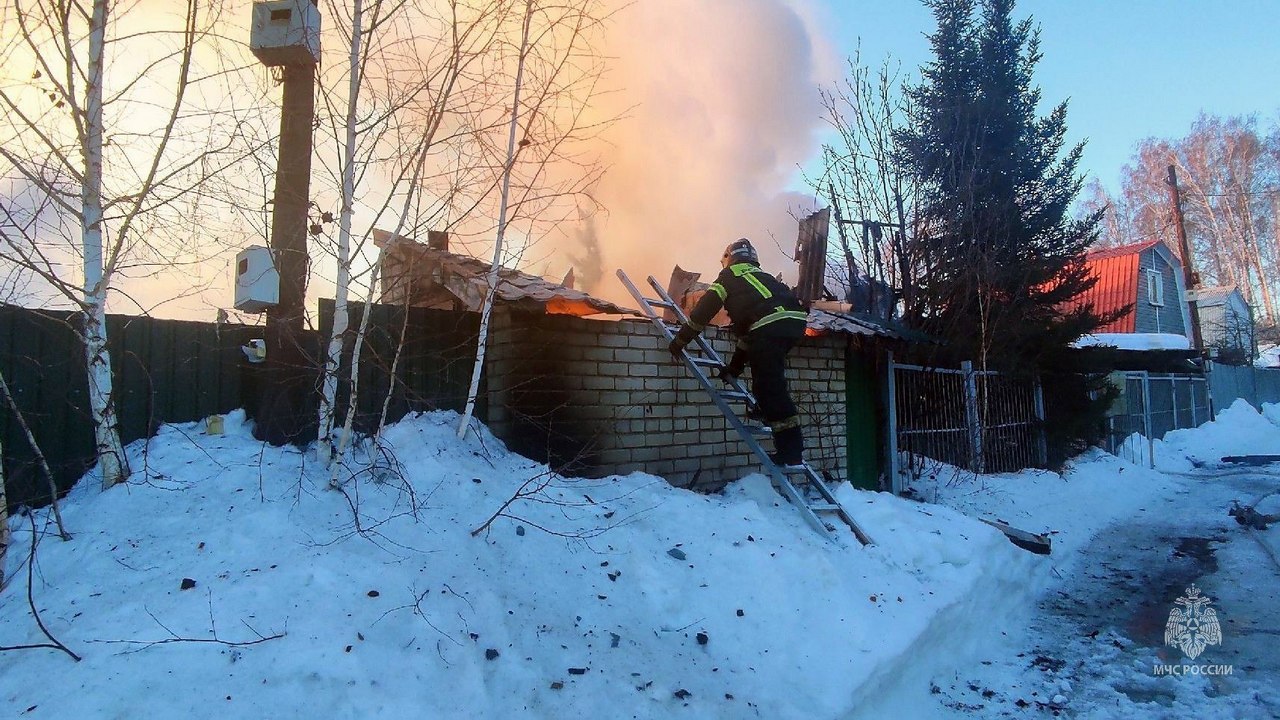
(250, 1, 320, 67)
(234, 246, 280, 313)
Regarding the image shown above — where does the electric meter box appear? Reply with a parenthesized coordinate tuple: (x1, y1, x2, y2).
(250, 1, 320, 67)
(234, 246, 279, 313)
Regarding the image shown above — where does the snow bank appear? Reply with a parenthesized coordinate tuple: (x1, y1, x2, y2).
(7, 401, 1269, 718)
(1071, 333, 1191, 351)
(1149, 399, 1280, 472)
(909, 450, 1175, 562)
(1261, 401, 1280, 428)
(2, 410, 1027, 720)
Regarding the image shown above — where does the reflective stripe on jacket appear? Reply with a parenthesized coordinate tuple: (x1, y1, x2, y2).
(681, 263, 806, 340)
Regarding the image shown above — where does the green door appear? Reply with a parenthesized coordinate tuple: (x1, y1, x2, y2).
(845, 347, 881, 490)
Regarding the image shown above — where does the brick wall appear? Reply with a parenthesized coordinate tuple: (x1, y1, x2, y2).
(486, 308, 847, 489)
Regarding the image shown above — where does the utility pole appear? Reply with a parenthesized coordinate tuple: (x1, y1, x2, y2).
(251, 1, 321, 444)
(1167, 164, 1205, 357)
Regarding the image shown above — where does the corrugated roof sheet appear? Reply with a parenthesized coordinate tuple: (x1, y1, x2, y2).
(1186, 285, 1236, 306)
(807, 309, 886, 337)
(806, 308, 934, 342)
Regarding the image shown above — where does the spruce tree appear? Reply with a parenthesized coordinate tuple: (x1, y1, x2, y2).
(896, 0, 1111, 372)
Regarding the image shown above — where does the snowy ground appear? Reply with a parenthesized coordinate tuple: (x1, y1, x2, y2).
(914, 468, 1280, 719)
(2, 403, 1278, 719)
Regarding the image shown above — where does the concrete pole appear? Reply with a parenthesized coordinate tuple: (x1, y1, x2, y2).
(258, 60, 317, 445)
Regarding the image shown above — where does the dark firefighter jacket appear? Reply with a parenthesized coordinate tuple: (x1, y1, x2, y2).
(673, 262, 808, 373)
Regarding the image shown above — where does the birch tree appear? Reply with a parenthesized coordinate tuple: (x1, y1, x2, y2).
(312, 0, 523, 462)
(457, 0, 533, 439)
(456, 0, 608, 438)
(0, 0, 258, 488)
(286, 0, 606, 452)
(315, 0, 369, 465)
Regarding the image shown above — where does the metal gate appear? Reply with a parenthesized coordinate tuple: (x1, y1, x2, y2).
(1105, 371, 1210, 467)
(887, 356, 1046, 493)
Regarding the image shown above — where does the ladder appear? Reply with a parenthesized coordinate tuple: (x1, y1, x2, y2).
(617, 269, 874, 545)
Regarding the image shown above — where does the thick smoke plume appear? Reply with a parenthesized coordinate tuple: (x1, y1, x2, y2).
(562, 0, 832, 301)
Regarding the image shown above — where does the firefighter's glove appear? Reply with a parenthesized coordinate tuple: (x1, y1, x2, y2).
(667, 338, 687, 360)
(715, 364, 738, 383)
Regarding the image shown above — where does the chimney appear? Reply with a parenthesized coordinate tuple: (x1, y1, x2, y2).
(427, 230, 449, 252)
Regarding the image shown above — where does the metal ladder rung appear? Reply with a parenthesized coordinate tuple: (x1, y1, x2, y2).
(616, 269, 873, 546)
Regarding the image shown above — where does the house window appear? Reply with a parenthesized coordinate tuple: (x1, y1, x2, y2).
(1146, 268, 1164, 306)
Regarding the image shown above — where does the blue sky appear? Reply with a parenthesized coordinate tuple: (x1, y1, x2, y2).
(814, 0, 1280, 192)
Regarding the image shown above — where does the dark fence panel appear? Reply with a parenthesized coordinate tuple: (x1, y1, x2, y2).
(0, 306, 96, 506)
(316, 300, 481, 435)
(0, 305, 261, 508)
(2, 301, 482, 511)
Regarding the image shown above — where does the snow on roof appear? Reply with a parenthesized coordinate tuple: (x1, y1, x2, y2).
(1071, 332, 1192, 351)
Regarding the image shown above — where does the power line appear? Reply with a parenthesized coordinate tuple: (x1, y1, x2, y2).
(1194, 188, 1279, 198)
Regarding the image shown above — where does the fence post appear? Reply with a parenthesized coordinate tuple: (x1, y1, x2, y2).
(1141, 371, 1154, 469)
(1033, 376, 1048, 467)
(886, 350, 901, 494)
(962, 360, 984, 474)
(1182, 376, 1192, 425)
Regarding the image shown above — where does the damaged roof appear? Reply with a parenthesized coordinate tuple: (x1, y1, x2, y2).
(375, 229, 930, 341)
(807, 307, 935, 343)
(374, 229, 632, 317)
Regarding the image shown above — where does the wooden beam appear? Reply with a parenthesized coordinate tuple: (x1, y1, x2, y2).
(980, 518, 1052, 555)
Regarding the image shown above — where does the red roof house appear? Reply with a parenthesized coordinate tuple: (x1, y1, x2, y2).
(1066, 240, 1193, 339)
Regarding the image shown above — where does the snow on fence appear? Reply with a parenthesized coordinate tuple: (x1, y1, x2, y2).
(1104, 371, 1210, 468)
(887, 356, 1046, 493)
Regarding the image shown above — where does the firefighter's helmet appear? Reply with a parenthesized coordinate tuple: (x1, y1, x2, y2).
(721, 238, 758, 266)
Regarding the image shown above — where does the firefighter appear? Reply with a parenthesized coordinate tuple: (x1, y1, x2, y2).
(667, 238, 809, 467)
